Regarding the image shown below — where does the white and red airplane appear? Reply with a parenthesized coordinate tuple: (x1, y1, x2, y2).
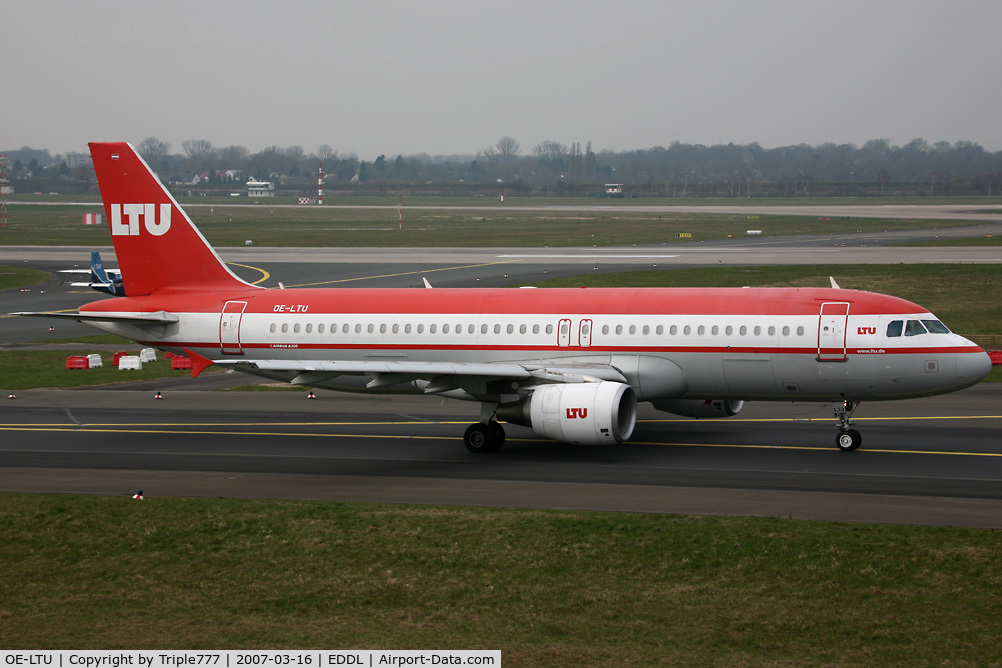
(20, 142, 993, 452)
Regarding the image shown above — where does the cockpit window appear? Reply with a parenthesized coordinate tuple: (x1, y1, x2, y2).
(904, 320, 928, 336)
(886, 320, 903, 337)
(922, 319, 950, 334)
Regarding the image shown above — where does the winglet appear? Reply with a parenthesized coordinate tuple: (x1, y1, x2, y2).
(830, 277, 841, 289)
(183, 348, 216, 378)
(422, 277, 433, 289)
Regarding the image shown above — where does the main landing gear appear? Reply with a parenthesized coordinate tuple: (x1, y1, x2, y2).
(833, 400, 862, 451)
(464, 420, 506, 453)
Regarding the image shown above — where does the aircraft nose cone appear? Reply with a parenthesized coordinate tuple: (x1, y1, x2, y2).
(956, 349, 992, 388)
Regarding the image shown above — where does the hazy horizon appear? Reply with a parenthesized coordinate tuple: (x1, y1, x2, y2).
(6, 0, 1001, 158)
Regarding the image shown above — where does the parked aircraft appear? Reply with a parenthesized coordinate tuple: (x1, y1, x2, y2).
(17, 142, 993, 452)
(58, 251, 125, 296)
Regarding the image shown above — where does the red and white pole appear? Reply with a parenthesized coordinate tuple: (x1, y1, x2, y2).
(318, 162, 323, 205)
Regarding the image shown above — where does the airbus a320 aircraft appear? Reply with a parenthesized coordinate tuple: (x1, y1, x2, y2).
(19, 142, 992, 452)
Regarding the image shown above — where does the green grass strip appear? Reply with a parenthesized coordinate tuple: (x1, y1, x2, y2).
(0, 494, 1000, 665)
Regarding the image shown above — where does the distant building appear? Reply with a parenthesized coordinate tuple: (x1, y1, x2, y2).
(247, 179, 274, 197)
(64, 153, 92, 169)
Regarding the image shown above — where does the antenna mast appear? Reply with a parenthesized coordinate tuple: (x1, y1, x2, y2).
(0, 153, 8, 230)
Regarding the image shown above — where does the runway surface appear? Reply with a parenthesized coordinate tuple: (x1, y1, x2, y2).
(1, 382, 1001, 528)
(2, 217, 1001, 527)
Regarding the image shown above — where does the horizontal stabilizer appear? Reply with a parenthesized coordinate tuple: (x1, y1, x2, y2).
(11, 310, 179, 325)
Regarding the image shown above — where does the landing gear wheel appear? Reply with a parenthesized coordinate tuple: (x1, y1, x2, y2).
(464, 422, 505, 453)
(836, 429, 862, 452)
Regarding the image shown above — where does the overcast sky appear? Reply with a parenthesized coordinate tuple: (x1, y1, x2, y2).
(5, 0, 1001, 159)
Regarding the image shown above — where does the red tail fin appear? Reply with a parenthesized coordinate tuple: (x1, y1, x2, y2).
(88, 142, 257, 295)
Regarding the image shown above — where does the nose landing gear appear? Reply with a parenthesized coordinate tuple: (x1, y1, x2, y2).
(833, 400, 862, 451)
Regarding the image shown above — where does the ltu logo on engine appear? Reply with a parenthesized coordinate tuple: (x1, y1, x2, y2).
(110, 203, 172, 236)
(566, 407, 588, 419)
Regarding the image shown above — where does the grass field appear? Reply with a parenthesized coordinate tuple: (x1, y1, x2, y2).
(0, 494, 999, 665)
(0, 350, 215, 390)
(0, 201, 982, 247)
(0, 265, 50, 291)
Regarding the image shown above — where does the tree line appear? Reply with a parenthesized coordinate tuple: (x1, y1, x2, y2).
(5, 136, 1002, 198)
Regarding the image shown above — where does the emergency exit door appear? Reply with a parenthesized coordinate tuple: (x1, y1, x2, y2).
(818, 302, 849, 361)
(220, 301, 247, 354)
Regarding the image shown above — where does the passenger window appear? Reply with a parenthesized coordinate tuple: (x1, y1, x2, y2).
(533, 324, 540, 334)
(629, 325, 636, 335)
(417, 324, 424, 334)
(430, 324, 437, 334)
(669, 325, 677, 335)
(710, 326, 718, 335)
(615, 325, 623, 335)
(318, 324, 325, 334)
(656, 325, 664, 335)
(797, 326, 804, 336)
(494, 324, 501, 334)
(379, 324, 387, 334)
(367, 324, 374, 334)
(269, 323, 276, 333)
(281, 323, 288, 334)
(697, 325, 705, 335)
(782, 326, 790, 336)
(343, 324, 350, 334)
(545, 324, 553, 335)
(581, 323, 590, 335)
(294, 324, 301, 334)
(392, 324, 399, 334)
(726, 326, 733, 336)
(306, 323, 313, 333)
(643, 325, 650, 335)
(442, 324, 450, 334)
(922, 320, 950, 334)
(905, 320, 927, 336)
(405, 324, 412, 334)
(602, 325, 609, 335)
(767, 326, 775, 336)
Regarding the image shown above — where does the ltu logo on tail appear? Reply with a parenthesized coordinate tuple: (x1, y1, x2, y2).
(110, 203, 171, 236)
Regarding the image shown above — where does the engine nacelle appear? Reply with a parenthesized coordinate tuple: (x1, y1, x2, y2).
(651, 398, 744, 419)
(496, 381, 637, 445)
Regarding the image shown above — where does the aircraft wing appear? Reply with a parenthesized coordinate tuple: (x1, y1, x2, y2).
(11, 310, 179, 325)
(215, 358, 628, 397)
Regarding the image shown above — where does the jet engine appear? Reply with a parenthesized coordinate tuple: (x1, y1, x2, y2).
(651, 398, 744, 419)
(496, 381, 637, 445)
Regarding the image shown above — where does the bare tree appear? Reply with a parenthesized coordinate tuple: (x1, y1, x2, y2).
(182, 139, 217, 174)
(532, 140, 568, 162)
(137, 136, 170, 166)
(218, 145, 249, 168)
(496, 136, 520, 161)
(182, 139, 215, 159)
(315, 144, 337, 162)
